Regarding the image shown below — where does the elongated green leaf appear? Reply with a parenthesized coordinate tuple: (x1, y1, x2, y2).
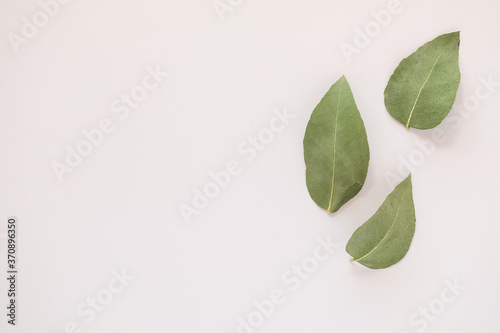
(303, 76, 369, 213)
(346, 175, 415, 269)
(384, 31, 461, 130)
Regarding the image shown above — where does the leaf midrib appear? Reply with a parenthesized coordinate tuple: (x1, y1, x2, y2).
(351, 185, 406, 262)
(405, 36, 454, 129)
(327, 77, 344, 213)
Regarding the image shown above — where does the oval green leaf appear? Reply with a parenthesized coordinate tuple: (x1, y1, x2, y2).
(384, 31, 461, 130)
(304, 76, 369, 213)
(346, 175, 415, 269)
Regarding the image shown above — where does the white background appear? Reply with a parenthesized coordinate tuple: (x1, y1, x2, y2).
(1, 0, 500, 332)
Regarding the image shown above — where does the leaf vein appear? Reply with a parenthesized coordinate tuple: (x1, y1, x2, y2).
(327, 77, 344, 213)
(352, 186, 406, 262)
(405, 37, 454, 129)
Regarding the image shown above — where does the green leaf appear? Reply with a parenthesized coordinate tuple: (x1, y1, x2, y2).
(384, 31, 461, 130)
(346, 175, 415, 269)
(303, 76, 369, 213)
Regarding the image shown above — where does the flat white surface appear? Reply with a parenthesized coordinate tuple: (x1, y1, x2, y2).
(1, 0, 499, 332)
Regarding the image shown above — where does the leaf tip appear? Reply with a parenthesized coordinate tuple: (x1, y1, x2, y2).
(446, 31, 460, 38)
(402, 173, 412, 186)
(450, 31, 461, 44)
